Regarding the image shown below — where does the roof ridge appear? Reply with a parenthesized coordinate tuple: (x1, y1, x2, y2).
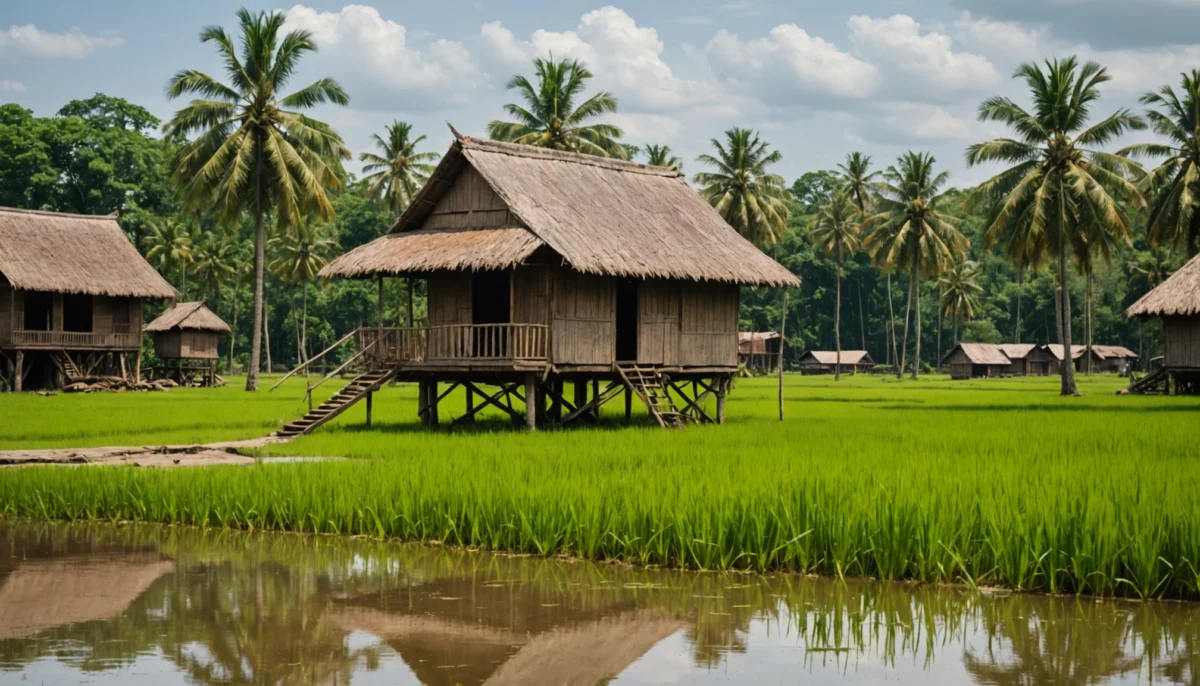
(459, 136, 683, 178)
(0, 206, 119, 220)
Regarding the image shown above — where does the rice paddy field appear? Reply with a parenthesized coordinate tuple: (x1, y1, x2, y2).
(2, 373, 1199, 600)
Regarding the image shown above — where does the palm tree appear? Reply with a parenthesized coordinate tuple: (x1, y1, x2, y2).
(487, 57, 625, 158)
(838, 152, 895, 365)
(144, 219, 194, 296)
(645, 144, 682, 171)
(966, 56, 1144, 395)
(190, 230, 238, 299)
(811, 190, 861, 380)
(164, 9, 350, 391)
(694, 128, 791, 246)
(865, 152, 966, 380)
(360, 121, 439, 217)
(268, 222, 337, 367)
(1120, 70, 1200, 256)
(938, 257, 983, 345)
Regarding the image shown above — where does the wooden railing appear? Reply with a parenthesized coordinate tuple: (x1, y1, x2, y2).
(9, 330, 141, 349)
(359, 324, 549, 364)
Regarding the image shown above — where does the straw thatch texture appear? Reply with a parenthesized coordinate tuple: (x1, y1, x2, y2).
(1093, 344, 1138, 359)
(803, 350, 873, 365)
(321, 227, 543, 279)
(998, 344, 1038, 359)
(738, 331, 779, 355)
(949, 343, 1012, 365)
(143, 301, 231, 333)
(1043, 344, 1085, 361)
(0, 207, 175, 298)
(1127, 253, 1200, 317)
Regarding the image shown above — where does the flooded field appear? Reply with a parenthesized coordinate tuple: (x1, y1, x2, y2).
(0, 520, 1196, 685)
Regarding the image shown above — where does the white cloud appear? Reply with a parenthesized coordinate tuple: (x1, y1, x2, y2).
(281, 4, 480, 105)
(847, 15, 999, 98)
(0, 80, 26, 93)
(704, 24, 880, 102)
(0, 24, 122, 60)
(951, 12, 1045, 59)
(878, 102, 977, 141)
(606, 112, 684, 141)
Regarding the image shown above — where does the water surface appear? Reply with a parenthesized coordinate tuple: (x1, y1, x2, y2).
(0, 520, 1196, 684)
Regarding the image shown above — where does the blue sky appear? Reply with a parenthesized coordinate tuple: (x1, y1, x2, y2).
(4, 0, 1200, 187)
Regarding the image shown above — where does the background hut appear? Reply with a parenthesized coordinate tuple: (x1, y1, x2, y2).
(738, 332, 780, 373)
(942, 343, 1011, 379)
(998, 344, 1051, 376)
(143, 301, 231, 386)
(0, 207, 175, 391)
(1077, 345, 1139, 374)
(300, 134, 798, 435)
(1043, 344, 1083, 375)
(797, 350, 875, 375)
(1126, 252, 1200, 394)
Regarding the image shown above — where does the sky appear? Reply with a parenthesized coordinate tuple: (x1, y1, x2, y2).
(3, 0, 1200, 188)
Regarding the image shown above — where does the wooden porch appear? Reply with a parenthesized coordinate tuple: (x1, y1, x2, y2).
(2, 330, 140, 351)
(358, 324, 550, 368)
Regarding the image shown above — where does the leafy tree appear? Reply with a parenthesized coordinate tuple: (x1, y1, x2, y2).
(143, 219, 194, 296)
(866, 152, 966, 379)
(789, 169, 841, 214)
(487, 57, 624, 157)
(359, 121, 438, 217)
(1120, 69, 1200, 256)
(164, 9, 351, 390)
(0, 105, 57, 209)
(966, 56, 1144, 394)
(939, 257, 983, 345)
(837, 152, 895, 364)
(695, 128, 791, 246)
(644, 144, 682, 171)
(621, 143, 642, 161)
(190, 230, 239, 299)
(810, 190, 861, 380)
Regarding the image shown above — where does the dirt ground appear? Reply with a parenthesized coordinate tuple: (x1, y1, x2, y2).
(0, 437, 290, 468)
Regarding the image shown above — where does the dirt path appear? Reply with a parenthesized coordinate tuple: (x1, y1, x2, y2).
(0, 436, 292, 468)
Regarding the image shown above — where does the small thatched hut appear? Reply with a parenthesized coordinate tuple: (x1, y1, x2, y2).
(144, 301, 231, 386)
(1077, 345, 1139, 374)
(998, 344, 1052, 376)
(738, 331, 780, 373)
(797, 350, 875, 375)
(308, 132, 798, 434)
(1126, 253, 1200, 393)
(942, 343, 1010, 379)
(1043, 344, 1084, 375)
(0, 207, 175, 391)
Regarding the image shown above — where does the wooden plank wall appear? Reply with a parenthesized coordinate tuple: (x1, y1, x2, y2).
(423, 165, 517, 230)
(1166, 316, 1200, 368)
(638, 280, 680, 366)
(428, 273, 472, 325)
(93, 296, 113, 334)
(680, 283, 738, 367)
(183, 332, 220, 359)
(512, 265, 549, 325)
(0, 284, 10, 343)
(155, 332, 183, 359)
(552, 269, 614, 365)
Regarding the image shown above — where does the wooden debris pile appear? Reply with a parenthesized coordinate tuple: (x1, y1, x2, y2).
(62, 378, 179, 394)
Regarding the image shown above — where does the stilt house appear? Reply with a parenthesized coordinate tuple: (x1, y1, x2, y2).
(1126, 253, 1200, 394)
(738, 332, 780, 373)
(144, 301, 231, 386)
(942, 343, 1011, 379)
(301, 134, 798, 435)
(0, 207, 175, 391)
(797, 350, 875, 375)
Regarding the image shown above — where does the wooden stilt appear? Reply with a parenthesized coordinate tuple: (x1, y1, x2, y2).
(119, 354, 128, 383)
(624, 387, 632, 420)
(464, 384, 476, 423)
(525, 374, 537, 431)
(549, 380, 563, 423)
(574, 382, 587, 415)
(14, 350, 23, 392)
(592, 380, 600, 421)
(135, 347, 142, 382)
(418, 381, 429, 425)
(429, 381, 439, 425)
(365, 391, 374, 428)
(4, 354, 11, 392)
(716, 376, 727, 425)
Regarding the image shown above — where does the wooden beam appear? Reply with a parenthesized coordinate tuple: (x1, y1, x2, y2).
(539, 381, 580, 424)
(366, 391, 374, 428)
(463, 384, 475, 423)
(624, 386, 632, 420)
(592, 380, 600, 421)
(716, 376, 727, 424)
(14, 350, 22, 392)
(524, 374, 537, 431)
(452, 382, 522, 425)
(561, 381, 623, 425)
(667, 380, 714, 424)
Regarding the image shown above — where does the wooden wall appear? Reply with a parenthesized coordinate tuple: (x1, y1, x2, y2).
(680, 282, 739, 367)
(155, 331, 221, 360)
(551, 269, 614, 365)
(1165, 316, 1200, 368)
(637, 281, 679, 366)
(428, 273, 472, 326)
(512, 266, 550, 325)
(424, 166, 518, 230)
(0, 284, 10, 344)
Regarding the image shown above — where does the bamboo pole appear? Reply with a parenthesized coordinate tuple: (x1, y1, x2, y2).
(778, 289, 787, 422)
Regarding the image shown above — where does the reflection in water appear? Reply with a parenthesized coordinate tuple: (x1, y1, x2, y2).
(0, 521, 1195, 685)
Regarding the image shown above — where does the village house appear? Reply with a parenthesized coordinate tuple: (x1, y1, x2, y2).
(0, 207, 175, 391)
(298, 133, 798, 434)
(796, 350, 875, 375)
(1126, 252, 1200, 394)
(738, 332, 780, 373)
(998, 343, 1052, 376)
(144, 301, 231, 387)
(942, 343, 1011, 379)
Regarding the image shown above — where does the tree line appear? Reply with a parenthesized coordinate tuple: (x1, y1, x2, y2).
(2, 9, 1197, 396)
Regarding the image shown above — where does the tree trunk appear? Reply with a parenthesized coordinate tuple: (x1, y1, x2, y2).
(778, 288, 787, 421)
(886, 273, 898, 367)
(301, 285, 309, 364)
(246, 209, 264, 391)
(857, 275, 865, 351)
(1058, 250, 1078, 395)
(834, 263, 842, 381)
(229, 296, 238, 375)
(1015, 268, 1023, 344)
(897, 270, 914, 380)
(263, 290, 272, 375)
(911, 263, 921, 381)
(1085, 271, 1093, 376)
(936, 295, 942, 373)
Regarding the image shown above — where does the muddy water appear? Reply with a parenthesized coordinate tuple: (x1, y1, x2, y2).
(0, 521, 1196, 685)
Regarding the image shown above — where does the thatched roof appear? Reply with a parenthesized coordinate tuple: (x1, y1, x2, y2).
(321, 135, 798, 287)
(738, 331, 779, 355)
(1043, 344, 1085, 361)
(0, 207, 175, 298)
(1095, 344, 1138, 359)
(144, 301, 231, 333)
(1127, 253, 1200, 317)
(998, 344, 1039, 359)
(945, 343, 1011, 365)
(800, 350, 874, 365)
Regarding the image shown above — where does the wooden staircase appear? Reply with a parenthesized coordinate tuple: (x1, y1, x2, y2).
(52, 352, 83, 382)
(616, 364, 685, 429)
(276, 368, 393, 438)
(1128, 366, 1169, 395)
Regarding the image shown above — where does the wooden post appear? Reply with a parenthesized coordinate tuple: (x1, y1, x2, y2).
(377, 276, 384, 358)
(624, 387, 632, 420)
(429, 381, 439, 425)
(592, 380, 600, 421)
(135, 346, 142, 382)
(365, 390, 374, 428)
(548, 380, 562, 423)
(464, 384, 475, 423)
(418, 381, 429, 425)
(778, 289, 787, 422)
(4, 354, 11, 392)
(525, 374, 537, 431)
(14, 350, 22, 392)
(716, 376, 727, 425)
(574, 381, 587, 414)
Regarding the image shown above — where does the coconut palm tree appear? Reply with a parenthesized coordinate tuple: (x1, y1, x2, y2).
(190, 230, 238, 299)
(811, 190, 861, 380)
(1120, 70, 1200, 256)
(645, 144, 682, 171)
(966, 56, 1144, 395)
(164, 9, 350, 391)
(938, 257, 983, 345)
(144, 218, 194, 296)
(865, 152, 966, 380)
(268, 222, 337, 366)
(838, 152, 896, 365)
(694, 128, 791, 246)
(487, 57, 625, 158)
(360, 121, 439, 217)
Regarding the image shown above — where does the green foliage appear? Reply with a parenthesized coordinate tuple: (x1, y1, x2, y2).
(790, 169, 841, 213)
(359, 120, 438, 217)
(695, 128, 791, 245)
(644, 144, 682, 171)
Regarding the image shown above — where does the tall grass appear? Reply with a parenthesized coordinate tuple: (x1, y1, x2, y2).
(2, 374, 1199, 599)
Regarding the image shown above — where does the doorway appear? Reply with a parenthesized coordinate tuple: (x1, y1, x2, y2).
(22, 292, 52, 331)
(615, 278, 638, 362)
(63, 294, 93, 332)
(472, 270, 511, 356)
